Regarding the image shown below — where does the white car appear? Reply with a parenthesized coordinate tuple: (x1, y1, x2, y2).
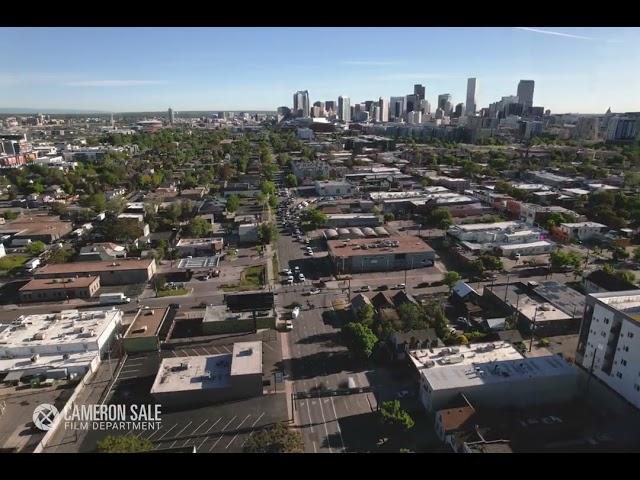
(309, 288, 321, 295)
(286, 276, 294, 285)
(282, 269, 292, 276)
(298, 274, 306, 282)
(285, 320, 293, 331)
(292, 306, 301, 319)
(392, 284, 406, 290)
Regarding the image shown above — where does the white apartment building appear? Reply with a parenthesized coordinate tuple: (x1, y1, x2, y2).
(558, 222, 607, 241)
(0, 309, 122, 376)
(577, 291, 640, 410)
(315, 180, 353, 197)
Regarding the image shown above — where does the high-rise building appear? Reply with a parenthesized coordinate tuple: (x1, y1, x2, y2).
(407, 111, 423, 125)
(378, 97, 389, 123)
(414, 84, 426, 102)
(338, 96, 351, 122)
(167, 108, 175, 125)
(517, 80, 535, 109)
(453, 103, 465, 118)
(420, 99, 431, 115)
(606, 116, 640, 141)
(465, 78, 478, 115)
(364, 100, 375, 114)
(293, 90, 310, 118)
(325, 101, 336, 114)
(390, 96, 406, 120)
(406, 94, 419, 113)
(437, 94, 452, 111)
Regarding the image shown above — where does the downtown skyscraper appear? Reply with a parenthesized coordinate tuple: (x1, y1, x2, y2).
(517, 80, 535, 109)
(465, 78, 478, 115)
(293, 90, 310, 117)
(338, 96, 351, 123)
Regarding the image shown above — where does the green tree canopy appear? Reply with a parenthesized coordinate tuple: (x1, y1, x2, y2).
(96, 435, 153, 453)
(342, 322, 378, 360)
(243, 423, 304, 453)
(285, 174, 298, 188)
(25, 241, 46, 256)
(226, 194, 240, 213)
(356, 303, 374, 327)
(379, 400, 415, 431)
(443, 271, 461, 291)
(186, 217, 211, 238)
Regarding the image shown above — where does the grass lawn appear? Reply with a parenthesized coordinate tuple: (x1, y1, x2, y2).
(157, 287, 189, 297)
(221, 265, 265, 292)
(0, 255, 28, 275)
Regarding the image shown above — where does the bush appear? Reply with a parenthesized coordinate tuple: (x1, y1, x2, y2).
(96, 435, 152, 453)
(380, 400, 415, 431)
(243, 423, 303, 453)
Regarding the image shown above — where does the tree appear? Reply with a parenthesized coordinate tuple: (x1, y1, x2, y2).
(186, 217, 211, 238)
(260, 180, 276, 197)
(383, 213, 395, 222)
(25, 241, 46, 256)
(103, 218, 143, 243)
(243, 423, 304, 453)
(616, 270, 636, 284)
(479, 254, 503, 272)
(268, 195, 278, 209)
(398, 303, 427, 330)
(259, 222, 278, 245)
(379, 400, 415, 431)
(88, 192, 107, 212)
(356, 303, 375, 327)
(285, 174, 298, 188)
(342, 322, 378, 360)
(634, 246, 640, 262)
(443, 271, 461, 292)
(470, 259, 485, 276)
(550, 250, 582, 270)
(2, 210, 18, 220)
(48, 248, 74, 264)
(301, 208, 328, 230)
(612, 246, 629, 262)
(226, 194, 240, 213)
(428, 208, 453, 230)
(50, 202, 68, 217)
(96, 435, 153, 453)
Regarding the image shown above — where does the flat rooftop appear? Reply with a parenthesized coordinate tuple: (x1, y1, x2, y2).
(176, 238, 214, 246)
(230, 342, 262, 376)
(0, 309, 120, 355)
(124, 307, 169, 339)
(449, 221, 520, 232)
(151, 355, 233, 393)
(409, 342, 523, 372)
(0, 215, 72, 237)
(418, 352, 575, 391)
(560, 222, 607, 229)
(36, 258, 153, 275)
(19, 276, 99, 291)
(590, 290, 640, 320)
(176, 256, 220, 270)
(327, 235, 434, 257)
(500, 240, 554, 251)
(487, 282, 578, 322)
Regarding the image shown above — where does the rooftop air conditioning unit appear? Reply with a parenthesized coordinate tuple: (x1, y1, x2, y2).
(31, 354, 40, 363)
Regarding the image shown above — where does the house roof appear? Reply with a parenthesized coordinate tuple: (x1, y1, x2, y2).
(371, 292, 394, 311)
(453, 281, 478, 299)
(393, 328, 439, 345)
(351, 293, 372, 312)
(392, 290, 419, 307)
(438, 405, 477, 432)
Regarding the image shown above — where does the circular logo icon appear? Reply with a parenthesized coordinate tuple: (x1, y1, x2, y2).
(33, 403, 59, 431)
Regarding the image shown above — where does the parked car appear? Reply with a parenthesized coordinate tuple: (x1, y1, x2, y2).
(377, 285, 389, 291)
(392, 284, 406, 290)
(309, 288, 321, 295)
(357, 286, 371, 292)
(285, 320, 293, 331)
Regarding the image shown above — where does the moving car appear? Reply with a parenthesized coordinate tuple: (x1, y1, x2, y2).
(392, 284, 406, 290)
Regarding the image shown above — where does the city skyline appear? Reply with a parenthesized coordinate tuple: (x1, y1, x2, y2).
(0, 27, 638, 113)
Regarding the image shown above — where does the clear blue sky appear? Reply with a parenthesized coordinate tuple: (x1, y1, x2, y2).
(1, 27, 638, 113)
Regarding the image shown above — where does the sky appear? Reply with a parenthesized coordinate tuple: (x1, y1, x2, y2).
(0, 27, 639, 114)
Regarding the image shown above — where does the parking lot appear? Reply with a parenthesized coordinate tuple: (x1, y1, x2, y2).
(80, 392, 288, 453)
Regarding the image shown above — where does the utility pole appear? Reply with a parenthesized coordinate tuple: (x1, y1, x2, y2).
(529, 306, 539, 352)
(503, 274, 510, 302)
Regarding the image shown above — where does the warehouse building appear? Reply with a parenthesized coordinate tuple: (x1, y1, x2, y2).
(328, 235, 435, 274)
(150, 341, 263, 409)
(18, 276, 101, 303)
(0, 214, 73, 244)
(325, 213, 381, 228)
(34, 258, 156, 286)
(0, 309, 122, 378)
(409, 342, 578, 412)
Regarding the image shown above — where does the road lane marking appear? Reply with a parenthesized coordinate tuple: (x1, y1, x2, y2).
(225, 414, 251, 449)
(143, 424, 165, 441)
(208, 416, 237, 452)
(317, 382, 332, 453)
(312, 440, 317, 453)
(330, 397, 345, 452)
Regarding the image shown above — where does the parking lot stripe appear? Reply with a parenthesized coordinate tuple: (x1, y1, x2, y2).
(240, 412, 266, 448)
(191, 419, 209, 436)
(221, 345, 231, 353)
(262, 342, 275, 352)
(208, 416, 237, 452)
(225, 414, 251, 449)
(330, 397, 345, 453)
(143, 424, 165, 441)
(156, 423, 178, 440)
(195, 418, 222, 451)
(305, 399, 314, 433)
(209, 345, 221, 354)
(174, 421, 193, 438)
(202, 347, 211, 355)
